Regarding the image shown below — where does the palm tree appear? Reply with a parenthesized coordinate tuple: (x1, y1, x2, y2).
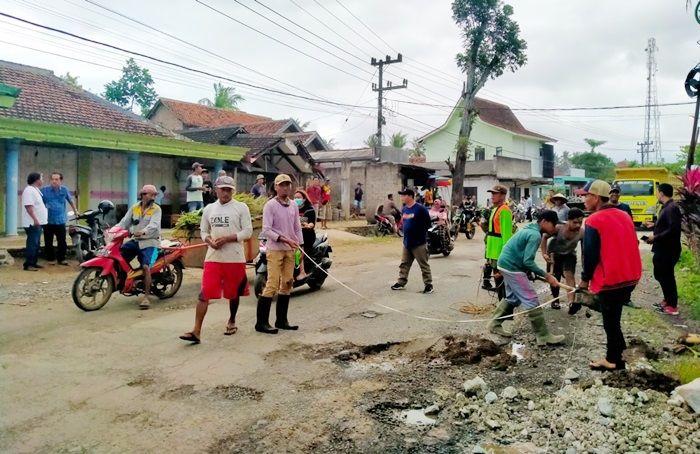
(198, 83, 244, 110)
(409, 138, 426, 163)
(390, 131, 408, 149)
(364, 134, 380, 148)
(584, 138, 607, 153)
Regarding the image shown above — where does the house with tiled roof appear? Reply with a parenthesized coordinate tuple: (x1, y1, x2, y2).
(417, 97, 557, 204)
(147, 98, 271, 130)
(0, 61, 245, 235)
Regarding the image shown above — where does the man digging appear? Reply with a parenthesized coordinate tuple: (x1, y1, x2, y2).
(488, 210, 566, 347)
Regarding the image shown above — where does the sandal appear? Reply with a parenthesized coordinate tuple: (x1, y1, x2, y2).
(551, 301, 561, 310)
(179, 332, 200, 344)
(224, 325, 238, 336)
(589, 358, 625, 371)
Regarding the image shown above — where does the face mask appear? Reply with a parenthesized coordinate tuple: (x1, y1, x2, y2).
(294, 198, 304, 207)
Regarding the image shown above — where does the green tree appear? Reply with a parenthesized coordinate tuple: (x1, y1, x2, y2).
(103, 58, 158, 116)
(570, 152, 616, 181)
(60, 72, 82, 89)
(364, 134, 380, 148)
(555, 150, 572, 174)
(449, 0, 527, 207)
(584, 138, 607, 152)
(390, 131, 408, 149)
(292, 117, 311, 130)
(198, 82, 244, 110)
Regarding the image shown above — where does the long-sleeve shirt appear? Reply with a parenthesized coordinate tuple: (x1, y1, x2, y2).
(497, 223, 546, 277)
(200, 199, 252, 263)
(261, 197, 303, 251)
(41, 185, 74, 225)
(117, 202, 162, 249)
(652, 199, 682, 254)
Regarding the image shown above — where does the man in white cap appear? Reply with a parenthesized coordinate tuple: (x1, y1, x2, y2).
(117, 184, 162, 309)
(186, 162, 205, 212)
(251, 174, 266, 198)
(180, 176, 252, 344)
(256, 174, 303, 334)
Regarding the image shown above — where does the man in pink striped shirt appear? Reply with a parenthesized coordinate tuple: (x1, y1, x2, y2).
(256, 174, 304, 334)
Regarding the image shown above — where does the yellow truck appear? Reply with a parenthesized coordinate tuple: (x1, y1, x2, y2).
(613, 167, 681, 225)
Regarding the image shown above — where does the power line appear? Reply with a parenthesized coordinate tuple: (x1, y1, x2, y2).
(310, 0, 385, 55)
(383, 97, 694, 111)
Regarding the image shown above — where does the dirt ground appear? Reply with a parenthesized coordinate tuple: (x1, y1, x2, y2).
(0, 229, 697, 453)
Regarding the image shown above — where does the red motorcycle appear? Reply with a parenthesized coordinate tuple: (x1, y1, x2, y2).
(71, 226, 193, 311)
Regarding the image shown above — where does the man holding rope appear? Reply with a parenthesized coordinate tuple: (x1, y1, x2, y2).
(488, 210, 566, 346)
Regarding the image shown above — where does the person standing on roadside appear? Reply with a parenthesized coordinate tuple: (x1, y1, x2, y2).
(391, 188, 433, 294)
(319, 177, 332, 229)
(608, 185, 633, 219)
(353, 183, 364, 214)
(550, 193, 570, 223)
(41, 172, 78, 266)
(179, 176, 252, 344)
(482, 184, 513, 300)
(251, 174, 266, 198)
(488, 210, 565, 346)
(645, 183, 682, 316)
(579, 180, 641, 371)
(541, 208, 584, 311)
(306, 176, 322, 214)
(185, 162, 205, 212)
(22, 172, 47, 271)
(256, 174, 303, 334)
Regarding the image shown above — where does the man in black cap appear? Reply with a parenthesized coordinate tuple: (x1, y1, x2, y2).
(608, 184, 633, 219)
(391, 188, 433, 294)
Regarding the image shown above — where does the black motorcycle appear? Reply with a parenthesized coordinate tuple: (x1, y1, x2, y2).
(451, 205, 478, 240)
(253, 234, 333, 297)
(68, 200, 115, 263)
(427, 218, 454, 256)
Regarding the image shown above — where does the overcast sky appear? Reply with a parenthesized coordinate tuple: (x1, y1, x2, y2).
(1, 0, 698, 162)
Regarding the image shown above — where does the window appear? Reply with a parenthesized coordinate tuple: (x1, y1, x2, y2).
(474, 146, 485, 161)
(614, 180, 654, 196)
(495, 147, 503, 156)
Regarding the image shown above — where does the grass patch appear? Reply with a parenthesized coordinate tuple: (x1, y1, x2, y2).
(656, 354, 700, 385)
(677, 248, 700, 320)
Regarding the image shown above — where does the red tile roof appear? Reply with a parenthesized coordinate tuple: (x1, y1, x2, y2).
(475, 98, 554, 142)
(154, 98, 271, 128)
(244, 119, 294, 135)
(0, 61, 173, 137)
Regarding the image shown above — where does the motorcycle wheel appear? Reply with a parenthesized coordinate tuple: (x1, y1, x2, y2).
(254, 273, 266, 298)
(153, 262, 183, 299)
(72, 235, 86, 263)
(442, 250, 451, 257)
(72, 267, 114, 311)
(465, 225, 474, 239)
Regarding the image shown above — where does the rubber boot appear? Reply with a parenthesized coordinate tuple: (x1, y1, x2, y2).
(482, 263, 494, 290)
(275, 294, 298, 330)
(255, 296, 278, 334)
(488, 300, 514, 337)
(494, 273, 506, 301)
(528, 307, 565, 346)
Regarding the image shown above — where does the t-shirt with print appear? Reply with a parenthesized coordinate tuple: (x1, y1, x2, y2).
(402, 202, 431, 249)
(21, 185, 48, 227)
(200, 199, 253, 263)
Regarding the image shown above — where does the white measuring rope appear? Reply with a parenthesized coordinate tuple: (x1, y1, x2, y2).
(300, 249, 576, 324)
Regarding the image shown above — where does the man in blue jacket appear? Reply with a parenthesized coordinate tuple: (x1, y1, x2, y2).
(489, 210, 565, 346)
(391, 188, 433, 294)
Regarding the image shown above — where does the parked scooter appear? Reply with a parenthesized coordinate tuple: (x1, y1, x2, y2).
(427, 217, 454, 256)
(68, 200, 115, 262)
(253, 234, 333, 297)
(71, 226, 188, 311)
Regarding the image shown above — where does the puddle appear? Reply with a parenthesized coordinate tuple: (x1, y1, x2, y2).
(397, 409, 436, 426)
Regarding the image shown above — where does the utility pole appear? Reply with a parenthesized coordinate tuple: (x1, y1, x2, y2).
(641, 38, 661, 163)
(371, 54, 407, 159)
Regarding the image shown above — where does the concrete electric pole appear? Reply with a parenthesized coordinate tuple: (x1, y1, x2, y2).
(371, 54, 407, 159)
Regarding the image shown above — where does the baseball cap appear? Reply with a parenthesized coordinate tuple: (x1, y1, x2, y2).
(215, 175, 235, 189)
(537, 209, 560, 225)
(487, 184, 508, 195)
(609, 184, 621, 194)
(191, 162, 204, 170)
(581, 180, 611, 197)
(274, 174, 292, 185)
(398, 188, 415, 197)
(256, 174, 265, 180)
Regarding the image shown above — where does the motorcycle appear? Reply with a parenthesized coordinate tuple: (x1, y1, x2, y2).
(71, 226, 187, 311)
(451, 205, 478, 240)
(253, 234, 333, 297)
(374, 211, 403, 237)
(427, 217, 454, 256)
(68, 200, 115, 262)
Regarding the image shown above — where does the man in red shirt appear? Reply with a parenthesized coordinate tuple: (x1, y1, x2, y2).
(579, 180, 641, 371)
(306, 176, 322, 213)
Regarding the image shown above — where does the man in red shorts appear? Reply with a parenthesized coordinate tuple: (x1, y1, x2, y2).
(179, 175, 253, 344)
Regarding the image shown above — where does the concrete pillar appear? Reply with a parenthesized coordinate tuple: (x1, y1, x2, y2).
(213, 159, 224, 177)
(340, 159, 351, 221)
(127, 152, 139, 207)
(4, 139, 20, 236)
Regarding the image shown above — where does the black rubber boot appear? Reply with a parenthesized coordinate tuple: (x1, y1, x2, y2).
(255, 296, 278, 334)
(482, 263, 493, 289)
(494, 273, 505, 301)
(275, 294, 298, 330)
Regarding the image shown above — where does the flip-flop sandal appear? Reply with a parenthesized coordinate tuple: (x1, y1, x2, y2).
(179, 332, 200, 344)
(224, 325, 238, 336)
